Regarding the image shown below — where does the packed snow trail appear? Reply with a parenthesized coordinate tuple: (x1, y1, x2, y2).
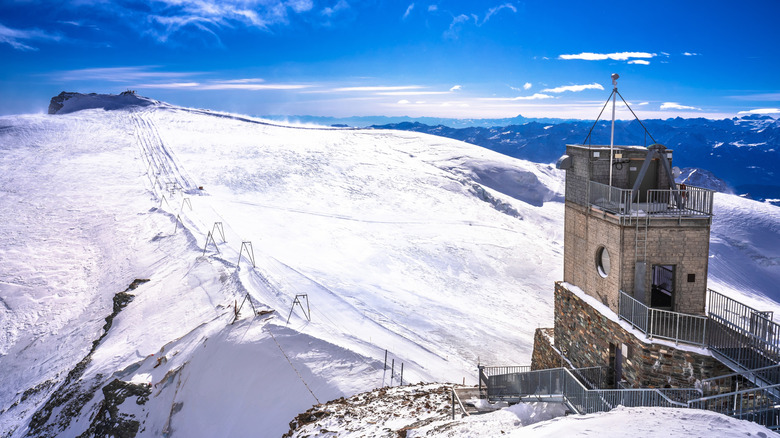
(129, 106, 483, 384)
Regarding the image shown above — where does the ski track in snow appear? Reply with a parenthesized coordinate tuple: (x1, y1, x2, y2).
(0, 101, 778, 437)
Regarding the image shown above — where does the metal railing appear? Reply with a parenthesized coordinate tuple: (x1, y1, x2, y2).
(480, 366, 532, 377)
(484, 367, 689, 414)
(589, 181, 634, 215)
(619, 290, 708, 346)
(646, 186, 713, 217)
(700, 364, 780, 397)
(688, 384, 780, 430)
(707, 290, 780, 377)
(484, 366, 779, 429)
(588, 181, 713, 221)
(708, 290, 775, 334)
(571, 366, 609, 390)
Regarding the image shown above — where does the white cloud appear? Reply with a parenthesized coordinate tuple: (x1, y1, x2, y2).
(450, 85, 462, 91)
(54, 0, 336, 44)
(428, 5, 438, 12)
(444, 13, 474, 39)
(523, 82, 532, 90)
(443, 4, 517, 38)
(377, 91, 451, 96)
(397, 99, 411, 104)
(403, 3, 414, 19)
(558, 51, 656, 62)
(482, 3, 517, 24)
(628, 59, 650, 65)
(660, 102, 702, 111)
(199, 82, 310, 90)
(56, 66, 199, 82)
(729, 92, 780, 101)
(288, 0, 315, 13)
(514, 93, 553, 100)
(334, 85, 423, 92)
(683, 52, 699, 56)
(138, 82, 201, 88)
(737, 108, 780, 115)
(322, 0, 349, 17)
(481, 93, 554, 101)
(136, 79, 311, 90)
(542, 83, 604, 93)
(0, 22, 60, 51)
(636, 102, 649, 106)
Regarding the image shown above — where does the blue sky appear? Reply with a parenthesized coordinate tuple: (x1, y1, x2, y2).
(1, 0, 779, 119)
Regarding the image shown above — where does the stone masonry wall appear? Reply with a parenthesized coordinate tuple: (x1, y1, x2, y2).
(531, 328, 564, 371)
(552, 282, 730, 388)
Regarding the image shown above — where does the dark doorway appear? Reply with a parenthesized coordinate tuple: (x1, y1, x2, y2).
(651, 264, 675, 309)
(608, 343, 623, 388)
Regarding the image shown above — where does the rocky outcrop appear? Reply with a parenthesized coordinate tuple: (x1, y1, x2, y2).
(48, 92, 85, 114)
(48, 91, 156, 115)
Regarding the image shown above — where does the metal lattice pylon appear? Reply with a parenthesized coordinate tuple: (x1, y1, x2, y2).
(202, 231, 220, 256)
(237, 241, 255, 268)
(287, 294, 311, 323)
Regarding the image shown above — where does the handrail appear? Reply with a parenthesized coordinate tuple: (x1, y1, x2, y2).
(701, 363, 780, 383)
(485, 366, 778, 428)
(588, 181, 713, 221)
(708, 289, 775, 334)
(618, 290, 708, 346)
(450, 386, 470, 419)
(480, 365, 531, 377)
(485, 367, 691, 414)
(688, 383, 780, 404)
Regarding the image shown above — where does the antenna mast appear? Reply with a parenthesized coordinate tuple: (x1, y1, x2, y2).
(609, 73, 619, 188)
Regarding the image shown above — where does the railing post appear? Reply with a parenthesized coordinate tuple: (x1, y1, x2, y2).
(648, 308, 654, 339)
(675, 314, 681, 345)
(702, 319, 707, 347)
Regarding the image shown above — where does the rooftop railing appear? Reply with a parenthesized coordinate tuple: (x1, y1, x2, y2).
(588, 181, 713, 221)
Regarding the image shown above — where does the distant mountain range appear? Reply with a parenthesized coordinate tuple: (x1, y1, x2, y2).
(368, 115, 780, 205)
(260, 114, 573, 128)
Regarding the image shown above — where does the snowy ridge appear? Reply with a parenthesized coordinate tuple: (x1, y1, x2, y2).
(283, 383, 776, 438)
(1, 96, 779, 436)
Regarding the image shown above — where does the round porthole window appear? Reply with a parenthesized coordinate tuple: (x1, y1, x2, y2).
(596, 246, 610, 278)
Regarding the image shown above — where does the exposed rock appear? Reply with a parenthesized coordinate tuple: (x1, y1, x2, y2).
(76, 379, 152, 438)
(23, 279, 149, 437)
(48, 91, 156, 115)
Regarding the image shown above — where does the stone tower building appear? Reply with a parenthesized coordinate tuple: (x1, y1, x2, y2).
(532, 142, 732, 388)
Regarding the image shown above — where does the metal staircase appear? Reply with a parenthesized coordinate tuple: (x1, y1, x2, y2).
(480, 365, 780, 430)
(482, 291, 780, 430)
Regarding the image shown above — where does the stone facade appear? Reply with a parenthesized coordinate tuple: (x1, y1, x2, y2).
(531, 328, 564, 371)
(551, 282, 730, 388)
(563, 203, 711, 315)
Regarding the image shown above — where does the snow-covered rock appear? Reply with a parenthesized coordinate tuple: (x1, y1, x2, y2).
(48, 91, 157, 115)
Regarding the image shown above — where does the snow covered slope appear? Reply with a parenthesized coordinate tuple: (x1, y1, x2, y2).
(0, 100, 564, 437)
(0, 96, 778, 437)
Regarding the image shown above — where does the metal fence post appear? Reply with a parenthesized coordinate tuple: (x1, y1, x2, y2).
(451, 387, 455, 420)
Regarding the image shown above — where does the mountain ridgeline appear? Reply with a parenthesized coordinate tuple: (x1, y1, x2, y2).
(371, 115, 780, 204)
